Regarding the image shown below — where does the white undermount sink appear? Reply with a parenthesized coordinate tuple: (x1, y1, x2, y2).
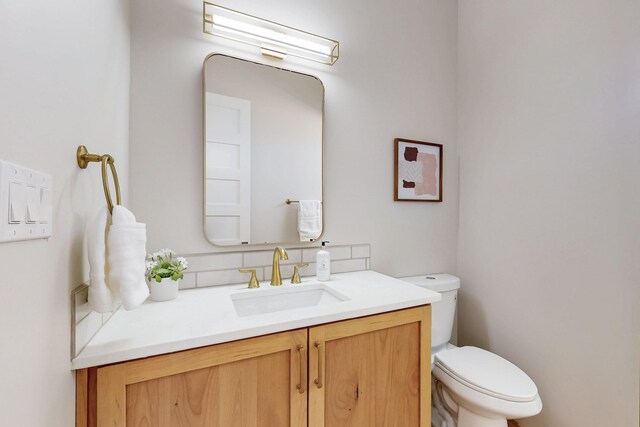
(231, 283, 349, 317)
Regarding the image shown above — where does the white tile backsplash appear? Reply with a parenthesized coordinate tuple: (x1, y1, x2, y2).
(72, 284, 122, 358)
(301, 262, 317, 277)
(187, 253, 243, 272)
(302, 245, 352, 263)
(351, 244, 371, 259)
(74, 286, 91, 324)
(198, 268, 265, 287)
(198, 245, 369, 287)
(75, 311, 102, 356)
(180, 272, 197, 289)
(186, 244, 368, 287)
(243, 249, 302, 267)
(330, 258, 367, 274)
(72, 243, 370, 358)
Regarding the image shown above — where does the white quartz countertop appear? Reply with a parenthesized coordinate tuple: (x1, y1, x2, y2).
(71, 270, 441, 370)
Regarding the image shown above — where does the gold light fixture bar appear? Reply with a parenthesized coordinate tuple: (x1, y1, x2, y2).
(203, 2, 339, 65)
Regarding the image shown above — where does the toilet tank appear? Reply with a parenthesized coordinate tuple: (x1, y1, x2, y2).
(399, 274, 460, 350)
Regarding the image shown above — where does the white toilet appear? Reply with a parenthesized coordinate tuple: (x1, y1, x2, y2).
(400, 274, 542, 427)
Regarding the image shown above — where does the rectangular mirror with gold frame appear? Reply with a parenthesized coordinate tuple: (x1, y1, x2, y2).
(203, 54, 324, 246)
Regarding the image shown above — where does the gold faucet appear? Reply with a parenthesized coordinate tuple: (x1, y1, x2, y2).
(271, 247, 289, 286)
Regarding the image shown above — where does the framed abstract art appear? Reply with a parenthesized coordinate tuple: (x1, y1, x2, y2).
(394, 138, 443, 202)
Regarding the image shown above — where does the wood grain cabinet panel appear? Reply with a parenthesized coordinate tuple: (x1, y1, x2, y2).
(76, 306, 431, 427)
(322, 323, 420, 425)
(80, 329, 307, 427)
(126, 349, 291, 426)
(308, 306, 431, 427)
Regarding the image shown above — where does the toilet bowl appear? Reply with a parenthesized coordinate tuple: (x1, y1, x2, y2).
(434, 346, 542, 426)
(400, 274, 542, 427)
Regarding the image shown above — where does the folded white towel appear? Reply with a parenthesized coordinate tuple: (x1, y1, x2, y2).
(298, 200, 322, 242)
(107, 206, 149, 310)
(87, 205, 149, 313)
(87, 207, 115, 313)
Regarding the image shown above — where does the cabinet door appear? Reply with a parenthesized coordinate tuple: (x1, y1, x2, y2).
(92, 329, 307, 427)
(308, 306, 431, 427)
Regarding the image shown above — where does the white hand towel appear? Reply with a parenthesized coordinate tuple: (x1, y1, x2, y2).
(298, 200, 322, 242)
(107, 206, 150, 311)
(87, 207, 115, 313)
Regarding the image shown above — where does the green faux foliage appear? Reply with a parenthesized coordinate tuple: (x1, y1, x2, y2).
(146, 249, 188, 283)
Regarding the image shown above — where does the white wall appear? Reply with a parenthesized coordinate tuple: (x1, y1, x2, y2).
(457, 1, 640, 426)
(0, 1, 130, 425)
(130, 0, 459, 276)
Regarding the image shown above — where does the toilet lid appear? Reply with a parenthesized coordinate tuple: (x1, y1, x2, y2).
(434, 346, 538, 403)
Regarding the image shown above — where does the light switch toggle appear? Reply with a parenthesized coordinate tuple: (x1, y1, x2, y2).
(40, 188, 52, 224)
(26, 185, 39, 224)
(9, 182, 24, 224)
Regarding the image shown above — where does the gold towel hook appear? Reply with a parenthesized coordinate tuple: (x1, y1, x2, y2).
(77, 145, 122, 214)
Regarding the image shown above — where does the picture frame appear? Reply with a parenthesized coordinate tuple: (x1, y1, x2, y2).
(394, 138, 443, 202)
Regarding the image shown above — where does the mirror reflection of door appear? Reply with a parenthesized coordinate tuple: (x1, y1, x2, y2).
(205, 93, 251, 245)
(203, 54, 324, 246)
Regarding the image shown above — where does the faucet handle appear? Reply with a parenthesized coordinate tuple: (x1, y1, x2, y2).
(291, 263, 309, 284)
(239, 269, 260, 289)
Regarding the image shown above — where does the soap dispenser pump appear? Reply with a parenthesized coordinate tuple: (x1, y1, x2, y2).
(316, 241, 330, 281)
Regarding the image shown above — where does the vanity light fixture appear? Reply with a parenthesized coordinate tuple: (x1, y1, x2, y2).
(203, 2, 339, 65)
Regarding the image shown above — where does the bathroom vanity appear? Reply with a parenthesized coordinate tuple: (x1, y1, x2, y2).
(73, 271, 440, 426)
(72, 48, 444, 426)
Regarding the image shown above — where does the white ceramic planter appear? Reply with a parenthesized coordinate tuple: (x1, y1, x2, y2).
(148, 277, 180, 302)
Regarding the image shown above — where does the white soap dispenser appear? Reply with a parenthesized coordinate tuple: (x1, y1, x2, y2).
(316, 241, 331, 281)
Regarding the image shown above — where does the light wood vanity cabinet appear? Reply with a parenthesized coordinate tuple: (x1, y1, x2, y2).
(308, 306, 430, 426)
(77, 306, 431, 427)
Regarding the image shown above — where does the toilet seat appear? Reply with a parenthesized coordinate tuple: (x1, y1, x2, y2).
(435, 346, 538, 402)
(433, 346, 543, 420)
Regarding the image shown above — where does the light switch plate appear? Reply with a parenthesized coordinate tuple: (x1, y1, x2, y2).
(0, 160, 52, 243)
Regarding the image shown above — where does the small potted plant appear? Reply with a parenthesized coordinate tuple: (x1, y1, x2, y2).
(145, 248, 188, 302)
